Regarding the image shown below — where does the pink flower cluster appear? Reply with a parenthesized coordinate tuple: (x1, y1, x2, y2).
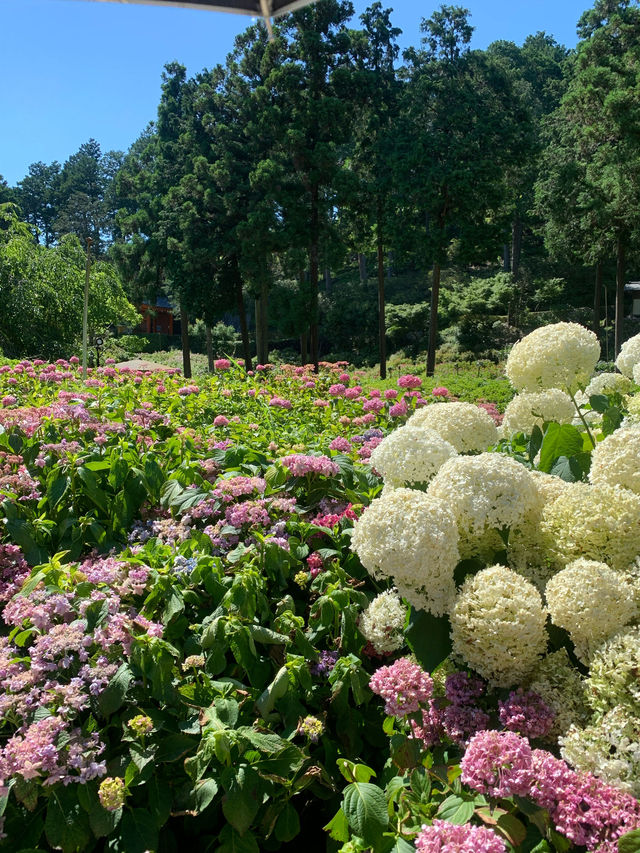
(369, 658, 433, 717)
(498, 689, 554, 739)
(269, 396, 292, 409)
(397, 374, 422, 389)
(460, 730, 640, 851)
(281, 454, 340, 478)
(415, 820, 505, 853)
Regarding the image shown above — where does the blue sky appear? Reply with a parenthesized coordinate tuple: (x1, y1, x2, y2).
(2, 0, 590, 186)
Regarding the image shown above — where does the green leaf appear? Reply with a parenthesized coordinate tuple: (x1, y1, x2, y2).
(48, 476, 70, 508)
(619, 829, 640, 853)
(193, 778, 218, 813)
(45, 787, 91, 853)
(155, 733, 197, 763)
(112, 809, 159, 853)
(216, 824, 259, 853)
(323, 808, 350, 843)
(539, 423, 584, 473)
(342, 782, 388, 846)
(222, 767, 261, 834)
(274, 802, 300, 842)
(406, 606, 452, 672)
(496, 813, 527, 846)
(589, 394, 609, 413)
(436, 794, 475, 825)
(77, 466, 109, 514)
(147, 775, 172, 827)
(549, 455, 584, 482)
(98, 664, 133, 717)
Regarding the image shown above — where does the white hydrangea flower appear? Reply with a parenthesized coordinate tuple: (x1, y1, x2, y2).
(369, 425, 457, 488)
(589, 428, 640, 494)
(560, 707, 640, 796)
(585, 372, 632, 397)
(587, 626, 640, 717)
(359, 589, 407, 653)
(450, 565, 547, 687)
(508, 471, 570, 589)
(540, 482, 640, 571)
(501, 389, 575, 437)
(617, 333, 640, 378)
(545, 559, 636, 662)
(505, 322, 600, 393)
(350, 488, 460, 616)
(406, 402, 498, 453)
(529, 649, 589, 739)
(427, 453, 538, 558)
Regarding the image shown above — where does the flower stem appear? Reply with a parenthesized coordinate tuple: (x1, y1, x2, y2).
(568, 389, 596, 449)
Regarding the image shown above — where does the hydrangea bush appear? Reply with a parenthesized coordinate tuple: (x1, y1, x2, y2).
(0, 323, 639, 852)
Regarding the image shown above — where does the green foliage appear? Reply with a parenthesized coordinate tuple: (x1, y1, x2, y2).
(0, 210, 138, 359)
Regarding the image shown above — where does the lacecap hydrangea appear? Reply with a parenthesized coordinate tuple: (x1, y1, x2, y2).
(501, 389, 575, 437)
(451, 565, 547, 686)
(505, 322, 600, 393)
(406, 401, 498, 453)
(544, 559, 637, 662)
(368, 424, 457, 488)
(349, 488, 459, 616)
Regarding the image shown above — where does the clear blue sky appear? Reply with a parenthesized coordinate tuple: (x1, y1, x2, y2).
(2, 0, 590, 186)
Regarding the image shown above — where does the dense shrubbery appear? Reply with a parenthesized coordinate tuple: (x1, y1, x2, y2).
(0, 325, 640, 852)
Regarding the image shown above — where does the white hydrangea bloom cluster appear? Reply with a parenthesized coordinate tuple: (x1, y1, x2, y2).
(350, 488, 460, 616)
(560, 707, 640, 796)
(589, 428, 640, 494)
(427, 454, 538, 558)
(585, 372, 632, 397)
(450, 565, 547, 687)
(508, 471, 570, 589)
(529, 649, 589, 739)
(501, 389, 575, 437)
(505, 322, 600, 393)
(406, 402, 498, 454)
(369, 425, 457, 488)
(616, 332, 640, 378)
(545, 559, 637, 662)
(359, 589, 407, 654)
(540, 482, 640, 571)
(633, 364, 640, 386)
(587, 626, 640, 717)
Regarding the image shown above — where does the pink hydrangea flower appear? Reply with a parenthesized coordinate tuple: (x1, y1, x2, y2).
(389, 400, 408, 417)
(213, 415, 229, 427)
(415, 820, 506, 853)
(281, 455, 340, 478)
(397, 374, 422, 389)
(369, 658, 433, 717)
(214, 359, 231, 370)
(384, 389, 398, 399)
(329, 437, 351, 452)
(432, 386, 450, 397)
(329, 384, 346, 397)
(498, 689, 554, 739)
(1, 396, 17, 407)
(460, 730, 534, 798)
(269, 396, 292, 409)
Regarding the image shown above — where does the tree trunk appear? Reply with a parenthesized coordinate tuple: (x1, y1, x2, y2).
(180, 302, 191, 379)
(232, 257, 252, 370)
(616, 235, 626, 356)
(426, 262, 440, 377)
(503, 243, 511, 272)
(377, 214, 386, 380)
(358, 253, 368, 285)
(255, 280, 269, 365)
(594, 261, 603, 340)
(511, 216, 523, 279)
(309, 185, 320, 373)
(206, 324, 213, 373)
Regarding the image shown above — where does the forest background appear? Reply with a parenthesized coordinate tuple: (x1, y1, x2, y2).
(1, 0, 639, 378)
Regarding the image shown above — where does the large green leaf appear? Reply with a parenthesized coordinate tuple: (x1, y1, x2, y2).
(436, 794, 475, 825)
(406, 607, 452, 672)
(45, 787, 91, 853)
(342, 782, 388, 846)
(538, 423, 584, 473)
(619, 829, 640, 853)
(98, 664, 133, 717)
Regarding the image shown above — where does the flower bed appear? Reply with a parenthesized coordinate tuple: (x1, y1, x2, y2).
(0, 329, 639, 852)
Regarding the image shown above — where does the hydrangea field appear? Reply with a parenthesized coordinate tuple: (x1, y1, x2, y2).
(2, 325, 640, 853)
